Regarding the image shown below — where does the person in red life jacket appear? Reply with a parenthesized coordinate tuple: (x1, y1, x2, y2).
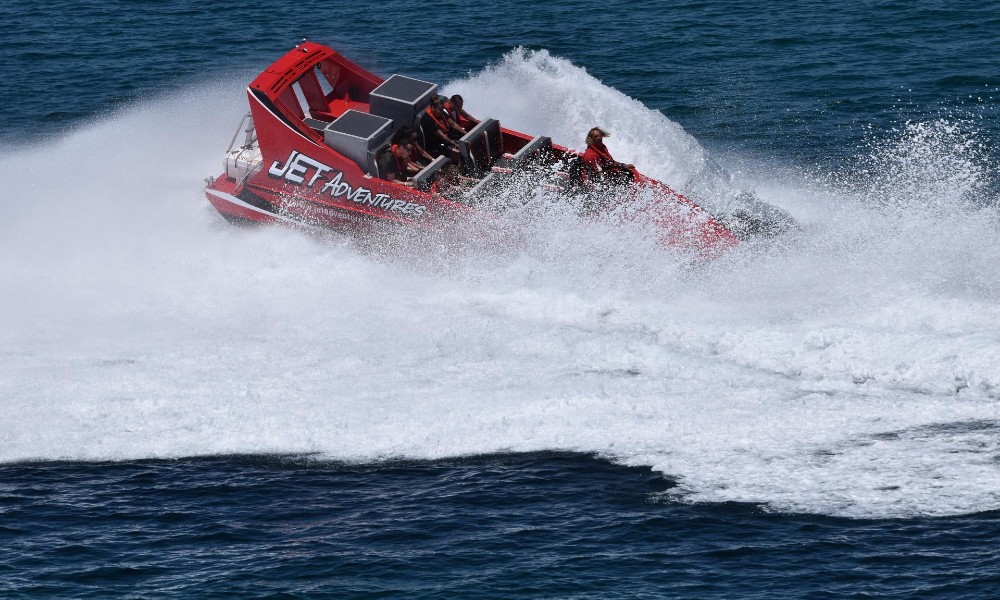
(445, 95, 479, 130)
(402, 127, 433, 167)
(390, 128, 426, 181)
(376, 145, 414, 186)
(580, 127, 635, 187)
(376, 146, 400, 182)
(421, 95, 463, 158)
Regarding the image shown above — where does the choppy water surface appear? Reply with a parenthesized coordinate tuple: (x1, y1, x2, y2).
(5, 454, 1000, 598)
(3, 0, 1000, 597)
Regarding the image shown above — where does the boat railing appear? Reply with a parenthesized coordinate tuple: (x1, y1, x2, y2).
(226, 112, 257, 154)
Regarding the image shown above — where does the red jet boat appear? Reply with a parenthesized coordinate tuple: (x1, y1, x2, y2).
(205, 41, 743, 254)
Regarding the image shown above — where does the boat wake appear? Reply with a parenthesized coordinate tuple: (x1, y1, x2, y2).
(2, 53, 1000, 519)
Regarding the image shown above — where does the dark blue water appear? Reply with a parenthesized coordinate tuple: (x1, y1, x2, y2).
(5, 1, 1000, 597)
(4, 454, 1000, 599)
(7, 1, 999, 165)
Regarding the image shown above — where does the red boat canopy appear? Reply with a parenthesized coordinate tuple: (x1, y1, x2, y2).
(248, 42, 384, 130)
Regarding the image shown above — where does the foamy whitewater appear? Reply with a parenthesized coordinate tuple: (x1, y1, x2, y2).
(2, 51, 1000, 519)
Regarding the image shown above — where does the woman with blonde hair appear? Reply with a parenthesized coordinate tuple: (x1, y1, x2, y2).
(580, 127, 635, 187)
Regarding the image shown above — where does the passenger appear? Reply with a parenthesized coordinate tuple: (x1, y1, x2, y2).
(421, 96, 463, 158)
(390, 128, 425, 180)
(403, 127, 433, 167)
(376, 145, 414, 186)
(429, 163, 477, 200)
(445, 94, 479, 130)
(376, 146, 400, 182)
(581, 127, 635, 187)
(438, 96, 469, 140)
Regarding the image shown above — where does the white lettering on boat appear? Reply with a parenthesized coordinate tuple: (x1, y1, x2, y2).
(268, 150, 427, 217)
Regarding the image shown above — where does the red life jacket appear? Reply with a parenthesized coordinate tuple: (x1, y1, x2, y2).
(586, 143, 615, 167)
(391, 144, 406, 176)
(579, 143, 619, 184)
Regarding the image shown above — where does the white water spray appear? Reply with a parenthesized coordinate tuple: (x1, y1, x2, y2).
(2, 53, 1000, 518)
(443, 48, 743, 211)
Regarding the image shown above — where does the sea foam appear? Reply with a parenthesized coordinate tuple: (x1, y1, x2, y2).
(2, 53, 999, 518)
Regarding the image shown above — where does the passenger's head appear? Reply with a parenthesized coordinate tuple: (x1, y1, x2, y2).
(450, 94, 464, 108)
(392, 127, 413, 145)
(586, 127, 609, 145)
(430, 95, 445, 113)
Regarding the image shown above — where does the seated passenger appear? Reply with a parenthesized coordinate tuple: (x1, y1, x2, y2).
(437, 96, 469, 140)
(581, 127, 635, 187)
(445, 95, 480, 130)
(376, 146, 399, 181)
(376, 146, 413, 186)
(421, 96, 463, 158)
(402, 127, 433, 167)
(390, 128, 426, 181)
(429, 163, 477, 200)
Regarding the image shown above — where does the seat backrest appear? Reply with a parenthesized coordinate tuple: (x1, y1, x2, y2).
(412, 156, 451, 192)
(323, 110, 393, 175)
(416, 119, 428, 149)
(369, 74, 438, 136)
(457, 118, 502, 175)
(506, 135, 552, 168)
(465, 171, 498, 197)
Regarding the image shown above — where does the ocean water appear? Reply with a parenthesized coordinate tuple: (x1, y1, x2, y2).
(3, 0, 1000, 597)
